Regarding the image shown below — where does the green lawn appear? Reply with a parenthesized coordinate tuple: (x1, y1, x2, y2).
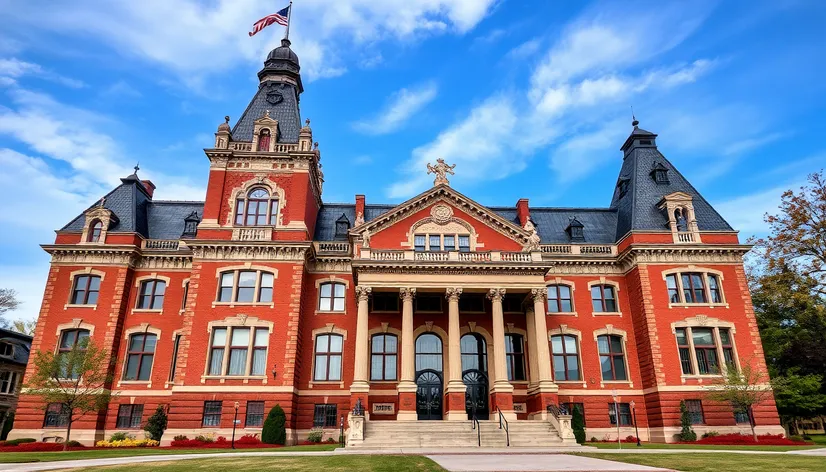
(60, 456, 445, 472)
(808, 435, 826, 446)
(577, 453, 826, 472)
(587, 442, 822, 451)
(0, 444, 338, 464)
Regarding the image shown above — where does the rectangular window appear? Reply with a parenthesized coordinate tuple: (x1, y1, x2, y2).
(371, 292, 399, 312)
(168, 334, 182, 382)
(502, 294, 523, 313)
(319, 282, 346, 312)
(720, 329, 735, 370)
(259, 272, 274, 303)
(370, 334, 398, 381)
(236, 271, 257, 303)
(548, 285, 573, 313)
(609, 403, 632, 426)
(459, 293, 485, 312)
(458, 235, 470, 252)
(675, 328, 693, 375)
(116, 404, 144, 429)
(181, 281, 189, 311)
(693, 328, 719, 374)
(313, 404, 337, 427)
(733, 405, 750, 424)
(708, 275, 722, 303)
(505, 334, 526, 381)
(443, 235, 455, 251)
(43, 403, 69, 428)
(202, 401, 222, 427)
(0, 371, 18, 394)
(71, 275, 101, 305)
(245, 401, 265, 427)
(137, 280, 166, 310)
(0, 342, 12, 357)
(414, 235, 426, 252)
(218, 273, 234, 302)
(415, 294, 442, 312)
(314, 334, 343, 381)
(251, 328, 268, 376)
(682, 273, 707, 303)
(227, 328, 250, 376)
(597, 335, 627, 381)
(591, 285, 617, 313)
(429, 235, 441, 250)
(235, 200, 245, 225)
(666, 275, 680, 303)
(685, 400, 705, 425)
(209, 328, 227, 375)
(551, 335, 581, 381)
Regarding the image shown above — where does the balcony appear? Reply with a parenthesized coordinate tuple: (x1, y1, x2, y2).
(142, 240, 180, 251)
(539, 244, 617, 256)
(362, 249, 542, 263)
(232, 227, 273, 241)
(315, 241, 351, 255)
(676, 232, 695, 243)
(228, 142, 300, 153)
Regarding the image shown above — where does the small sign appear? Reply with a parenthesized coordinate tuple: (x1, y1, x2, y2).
(234, 420, 241, 424)
(513, 403, 527, 413)
(372, 403, 395, 415)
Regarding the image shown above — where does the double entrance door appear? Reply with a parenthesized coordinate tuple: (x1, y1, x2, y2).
(413, 369, 489, 420)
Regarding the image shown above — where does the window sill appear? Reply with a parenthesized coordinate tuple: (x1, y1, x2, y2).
(371, 310, 400, 314)
(592, 311, 622, 317)
(201, 375, 269, 385)
(680, 374, 723, 384)
(669, 303, 729, 309)
(119, 380, 151, 385)
(309, 381, 345, 389)
(211, 302, 275, 308)
(315, 310, 346, 316)
(600, 380, 634, 388)
(64, 304, 97, 310)
(369, 380, 399, 384)
(131, 309, 163, 314)
(547, 312, 578, 317)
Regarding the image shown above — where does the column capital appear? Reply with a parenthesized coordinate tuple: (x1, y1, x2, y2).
(530, 287, 547, 302)
(399, 287, 417, 301)
(445, 287, 463, 301)
(487, 288, 507, 301)
(355, 286, 372, 301)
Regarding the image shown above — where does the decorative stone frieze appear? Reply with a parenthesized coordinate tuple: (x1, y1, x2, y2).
(189, 243, 309, 261)
(45, 246, 136, 266)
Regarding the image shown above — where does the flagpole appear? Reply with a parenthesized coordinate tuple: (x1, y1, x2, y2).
(284, 1, 293, 40)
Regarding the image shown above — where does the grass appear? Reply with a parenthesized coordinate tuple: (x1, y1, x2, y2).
(587, 442, 822, 451)
(577, 453, 826, 472)
(59, 456, 446, 472)
(0, 444, 338, 464)
(808, 434, 826, 446)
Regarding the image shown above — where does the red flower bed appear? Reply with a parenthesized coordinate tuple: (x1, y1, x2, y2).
(687, 433, 809, 446)
(0, 442, 86, 452)
(169, 435, 289, 449)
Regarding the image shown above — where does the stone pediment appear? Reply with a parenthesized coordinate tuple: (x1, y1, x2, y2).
(353, 185, 532, 249)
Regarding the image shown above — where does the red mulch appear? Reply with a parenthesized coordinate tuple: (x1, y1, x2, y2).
(0, 443, 86, 452)
(685, 433, 810, 446)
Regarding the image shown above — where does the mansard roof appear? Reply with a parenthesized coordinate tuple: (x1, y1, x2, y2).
(314, 203, 394, 241)
(231, 81, 302, 143)
(0, 327, 32, 366)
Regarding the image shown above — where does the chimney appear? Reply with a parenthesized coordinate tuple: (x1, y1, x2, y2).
(141, 180, 156, 199)
(355, 194, 365, 219)
(516, 198, 530, 227)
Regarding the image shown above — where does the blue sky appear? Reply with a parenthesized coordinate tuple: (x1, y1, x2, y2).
(0, 0, 824, 322)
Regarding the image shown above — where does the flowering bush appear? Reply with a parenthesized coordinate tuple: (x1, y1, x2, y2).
(235, 434, 262, 445)
(0, 442, 84, 452)
(691, 433, 808, 446)
(96, 438, 159, 448)
(307, 428, 323, 443)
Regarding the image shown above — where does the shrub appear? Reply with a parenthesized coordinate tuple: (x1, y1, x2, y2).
(590, 437, 598, 443)
(236, 434, 262, 445)
(97, 438, 159, 448)
(109, 432, 133, 441)
(262, 404, 286, 445)
(702, 431, 720, 439)
(571, 407, 586, 444)
(66, 440, 83, 447)
(326, 437, 337, 443)
(307, 428, 323, 443)
(678, 401, 697, 442)
(4, 437, 36, 446)
(170, 438, 206, 447)
(625, 435, 638, 443)
(144, 406, 168, 441)
(215, 436, 228, 444)
(3, 442, 77, 452)
(802, 434, 812, 441)
(194, 434, 214, 443)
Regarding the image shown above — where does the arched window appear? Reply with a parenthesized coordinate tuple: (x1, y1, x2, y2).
(137, 280, 166, 310)
(234, 188, 279, 226)
(57, 329, 90, 379)
(415, 333, 443, 372)
(505, 334, 526, 381)
(257, 128, 271, 151)
(597, 334, 627, 381)
(675, 208, 688, 232)
(124, 333, 157, 381)
(88, 220, 102, 242)
(370, 334, 397, 381)
(314, 334, 343, 381)
(551, 334, 581, 381)
(319, 282, 346, 312)
(460, 333, 486, 372)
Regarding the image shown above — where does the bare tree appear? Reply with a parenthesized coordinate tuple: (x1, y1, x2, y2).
(0, 288, 20, 317)
(11, 319, 37, 336)
(705, 362, 774, 441)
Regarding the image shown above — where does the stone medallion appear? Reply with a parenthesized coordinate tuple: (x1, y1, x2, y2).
(430, 204, 453, 224)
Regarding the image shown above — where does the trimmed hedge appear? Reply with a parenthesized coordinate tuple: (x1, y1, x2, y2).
(261, 404, 286, 445)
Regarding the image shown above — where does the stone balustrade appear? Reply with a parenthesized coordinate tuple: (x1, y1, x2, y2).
(142, 240, 180, 250)
(232, 227, 273, 241)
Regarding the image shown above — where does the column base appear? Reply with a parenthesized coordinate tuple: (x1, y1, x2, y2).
(397, 382, 418, 420)
(445, 390, 467, 421)
(490, 382, 515, 420)
(527, 388, 559, 418)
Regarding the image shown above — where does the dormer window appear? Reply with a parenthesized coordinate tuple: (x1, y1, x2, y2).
(617, 179, 629, 198)
(88, 220, 102, 242)
(650, 163, 669, 184)
(0, 341, 13, 357)
(182, 211, 200, 238)
(334, 214, 350, 240)
(675, 208, 688, 232)
(235, 188, 278, 226)
(257, 128, 271, 151)
(566, 217, 585, 242)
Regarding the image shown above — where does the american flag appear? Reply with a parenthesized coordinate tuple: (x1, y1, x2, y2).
(249, 5, 291, 37)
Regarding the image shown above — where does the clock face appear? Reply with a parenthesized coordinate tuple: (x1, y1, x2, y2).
(266, 90, 284, 105)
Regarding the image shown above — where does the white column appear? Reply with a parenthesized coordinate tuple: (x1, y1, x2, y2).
(530, 288, 556, 390)
(445, 287, 466, 420)
(488, 289, 513, 392)
(351, 286, 371, 393)
(397, 287, 418, 421)
(525, 306, 540, 389)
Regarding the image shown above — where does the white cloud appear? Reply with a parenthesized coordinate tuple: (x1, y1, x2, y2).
(101, 80, 142, 99)
(723, 131, 788, 156)
(506, 38, 542, 60)
(0, 57, 85, 88)
(715, 183, 796, 237)
(354, 82, 438, 135)
(550, 118, 628, 183)
(2, 0, 499, 83)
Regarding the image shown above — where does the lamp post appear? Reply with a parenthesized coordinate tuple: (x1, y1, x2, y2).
(612, 390, 621, 450)
(232, 402, 239, 450)
(631, 400, 641, 446)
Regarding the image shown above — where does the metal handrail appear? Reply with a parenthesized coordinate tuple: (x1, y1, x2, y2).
(496, 408, 510, 447)
(547, 403, 568, 420)
(470, 407, 481, 447)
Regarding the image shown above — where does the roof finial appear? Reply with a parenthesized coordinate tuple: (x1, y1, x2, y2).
(631, 106, 639, 128)
(305, 118, 311, 127)
(133, 162, 140, 174)
(224, 115, 230, 124)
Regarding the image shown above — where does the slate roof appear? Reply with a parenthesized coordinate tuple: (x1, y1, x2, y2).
(0, 327, 32, 367)
(147, 202, 205, 240)
(231, 81, 302, 143)
(490, 207, 618, 244)
(314, 204, 394, 241)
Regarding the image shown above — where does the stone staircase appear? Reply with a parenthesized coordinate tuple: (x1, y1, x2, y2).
(349, 419, 575, 449)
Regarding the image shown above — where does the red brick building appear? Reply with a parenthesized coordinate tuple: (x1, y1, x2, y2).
(10, 39, 782, 446)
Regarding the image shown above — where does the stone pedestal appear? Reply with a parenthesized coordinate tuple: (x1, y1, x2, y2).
(347, 414, 365, 446)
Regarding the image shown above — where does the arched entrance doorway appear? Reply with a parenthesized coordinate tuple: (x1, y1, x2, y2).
(415, 333, 443, 420)
(461, 333, 489, 419)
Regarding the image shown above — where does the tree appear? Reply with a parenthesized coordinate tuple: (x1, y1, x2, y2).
(143, 405, 168, 441)
(24, 338, 114, 450)
(0, 288, 20, 324)
(753, 170, 826, 296)
(571, 405, 586, 444)
(261, 404, 286, 445)
(11, 319, 37, 336)
(772, 371, 826, 434)
(678, 400, 697, 442)
(705, 362, 774, 441)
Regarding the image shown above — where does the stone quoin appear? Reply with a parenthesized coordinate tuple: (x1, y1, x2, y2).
(8, 38, 783, 446)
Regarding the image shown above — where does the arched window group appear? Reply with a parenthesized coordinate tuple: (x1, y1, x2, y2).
(217, 269, 274, 304)
(257, 128, 271, 151)
(235, 188, 279, 226)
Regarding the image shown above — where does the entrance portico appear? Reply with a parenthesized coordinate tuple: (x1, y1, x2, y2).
(349, 270, 559, 422)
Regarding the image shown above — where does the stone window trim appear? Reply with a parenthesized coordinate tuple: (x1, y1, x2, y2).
(64, 268, 106, 310)
(587, 278, 623, 317)
(225, 178, 286, 228)
(201, 315, 274, 384)
(55, 319, 95, 338)
(80, 206, 115, 245)
(309, 324, 347, 388)
(315, 276, 350, 315)
(593, 325, 633, 388)
(661, 267, 729, 308)
(658, 192, 702, 244)
(212, 265, 278, 307)
(165, 329, 184, 388)
(180, 278, 191, 314)
(671, 315, 740, 381)
(546, 277, 577, 316)
(548, 325, 587, 387)
(402, 209, 481, 252)
(118, 323, 161, 388)
(131, 274, 171, 314)
(368, 324, 402, 383)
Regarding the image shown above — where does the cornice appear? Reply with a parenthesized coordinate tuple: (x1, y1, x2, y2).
(353, 260, 549, 276)
(42, 244, 137, 266)
(187, 240, 312, 261)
